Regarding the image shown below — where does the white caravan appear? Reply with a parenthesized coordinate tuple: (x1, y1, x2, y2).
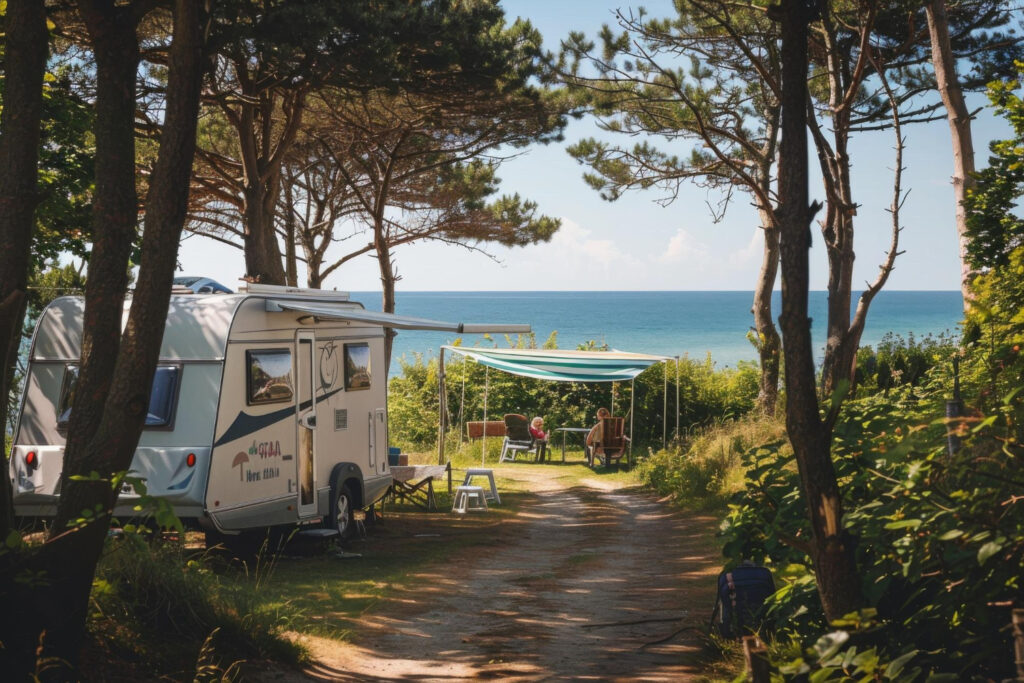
(9, 283, 528, 539)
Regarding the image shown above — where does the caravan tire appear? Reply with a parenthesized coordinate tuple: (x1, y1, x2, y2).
(330, 483, 356, 541)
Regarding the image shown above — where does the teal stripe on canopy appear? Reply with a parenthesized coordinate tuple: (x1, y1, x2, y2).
(441, 346, 669, 382)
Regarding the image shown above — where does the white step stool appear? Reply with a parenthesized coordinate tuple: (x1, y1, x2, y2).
(462, 468, 501, 504)
(452, 485, 488, 513)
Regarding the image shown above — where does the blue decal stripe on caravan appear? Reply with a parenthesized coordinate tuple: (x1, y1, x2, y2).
(167, 470, 195, 491)
(213, 387, 344, 448)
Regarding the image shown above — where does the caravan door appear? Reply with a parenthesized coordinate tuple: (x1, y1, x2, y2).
(373, 408, 387, 473)
(295, 331, 317, 517)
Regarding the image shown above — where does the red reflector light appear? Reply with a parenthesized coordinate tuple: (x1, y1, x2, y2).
(186, 453, 196, 468)
(25, 451, 37, 469)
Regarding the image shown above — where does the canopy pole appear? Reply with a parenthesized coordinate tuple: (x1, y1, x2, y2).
(437, 347, 447, 465)
(675, 356, 680, 441)
(482, 365, 489, 466)
(459, 356, 467, 442)
(663, 361, 668, 450)
(629, 378, 636, 467)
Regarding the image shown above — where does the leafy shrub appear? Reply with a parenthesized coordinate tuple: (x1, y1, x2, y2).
(854, 332, 958, 397)
(720, 364, 1024, 679)
(735, 72, 1024, 679)
(636, 417, 784, 510)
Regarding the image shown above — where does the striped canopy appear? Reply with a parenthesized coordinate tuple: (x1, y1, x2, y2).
(441, 346, 670, 382)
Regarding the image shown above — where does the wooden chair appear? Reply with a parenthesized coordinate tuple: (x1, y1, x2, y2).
(499, 413, 537, 462)
(587, 416, 628, 467)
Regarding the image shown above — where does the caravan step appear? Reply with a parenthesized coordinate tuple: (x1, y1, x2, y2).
(298, 528, 338, 538)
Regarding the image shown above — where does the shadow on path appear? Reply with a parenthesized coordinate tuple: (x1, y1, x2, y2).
(264, 471, 721, 681)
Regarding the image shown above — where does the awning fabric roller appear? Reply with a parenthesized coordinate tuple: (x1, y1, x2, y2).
(440, 346, 670, 383)
(266, 300, 531, 334)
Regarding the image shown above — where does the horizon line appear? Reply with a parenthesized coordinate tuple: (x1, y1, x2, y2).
(341, 289, 963, 294)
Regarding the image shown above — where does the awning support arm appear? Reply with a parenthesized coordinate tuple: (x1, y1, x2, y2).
(675, 356, 680, 440)
(663, 360, 668, 449)
(629, 378, 636, 467)
(437, 346, 446, 465)
(482, 365, 489, 467)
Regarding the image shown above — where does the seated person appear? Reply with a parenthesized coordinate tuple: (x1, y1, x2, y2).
(586, 407, 611, 464)
(529, 416, 549, 462)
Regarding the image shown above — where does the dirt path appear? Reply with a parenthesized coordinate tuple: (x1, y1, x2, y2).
(283, 469, 720, 681)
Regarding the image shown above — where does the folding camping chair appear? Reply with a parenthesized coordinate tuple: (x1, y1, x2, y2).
(499, 413, 537, 463)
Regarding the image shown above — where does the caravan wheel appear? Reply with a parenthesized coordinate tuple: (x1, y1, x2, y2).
(330, 484, 356, 541)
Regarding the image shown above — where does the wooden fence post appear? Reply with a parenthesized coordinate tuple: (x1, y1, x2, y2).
(742, 635, 770, 683)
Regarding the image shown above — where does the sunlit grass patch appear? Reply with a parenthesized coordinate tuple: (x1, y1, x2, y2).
(636, 416, 786, 511)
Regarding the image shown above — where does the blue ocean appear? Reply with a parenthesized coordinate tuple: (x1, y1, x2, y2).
(348, 291, 964, 374)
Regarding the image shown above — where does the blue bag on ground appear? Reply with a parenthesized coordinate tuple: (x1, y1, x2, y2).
(711, 564, 775, 638)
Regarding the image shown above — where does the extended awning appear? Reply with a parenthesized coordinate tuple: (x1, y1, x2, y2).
(436, 346, 676, 467)
(440, 346, 670, 383)
(266, 300, 531, 334)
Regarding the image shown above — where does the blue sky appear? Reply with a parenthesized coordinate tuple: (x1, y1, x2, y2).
(176, 0, 1012, 292)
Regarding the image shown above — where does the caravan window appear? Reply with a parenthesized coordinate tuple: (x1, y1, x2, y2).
(146, 367, 180, 427)
(57, 365, 180, 429)
(56, 366, 79, 427)
(247, 349, 293, 405)
(344, 343, 371, 391)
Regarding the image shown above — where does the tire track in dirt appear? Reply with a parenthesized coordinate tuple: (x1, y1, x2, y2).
(279, 471, 720, 681)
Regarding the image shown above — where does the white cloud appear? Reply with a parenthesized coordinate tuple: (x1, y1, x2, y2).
(657, 228, 710, 264)
(549, 218, 629, 267)
(581, 239, 618, 266)
(549, 218, 589, 247)
(727, 228, 763, 270)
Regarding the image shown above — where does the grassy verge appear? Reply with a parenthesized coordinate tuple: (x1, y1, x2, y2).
(635, 416, 786, 512)
(84, 532, 306, 681)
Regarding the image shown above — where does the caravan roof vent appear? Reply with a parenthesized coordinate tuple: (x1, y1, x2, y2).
(172, 276, 233, 294)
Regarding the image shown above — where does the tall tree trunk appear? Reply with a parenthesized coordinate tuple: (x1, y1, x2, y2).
(0, 0, 48, 538)
(820, 91, 856, 398)
(821, 215, 855, 399)
(301, 233, 324, 289)
(1, 295, 28, 500)
(926, 0, 976, 308)
(752, 206, 781, 416)
(375, 220, 397, 373)
(0, 2, 203, 677)
(242, 179, 287, 284)
(813, 4, 881, 401)
(371, 135, 407, 373)
(233, 87, 306, 286)
(2, 0, 139, 670)
(776, 0, 861, 623)
(282, 178, 298, 287)
(306, 257, 323, 289)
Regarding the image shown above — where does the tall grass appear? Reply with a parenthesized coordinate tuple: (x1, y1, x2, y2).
(635, 417, 786, 510)
(89, 532, 304, 678)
